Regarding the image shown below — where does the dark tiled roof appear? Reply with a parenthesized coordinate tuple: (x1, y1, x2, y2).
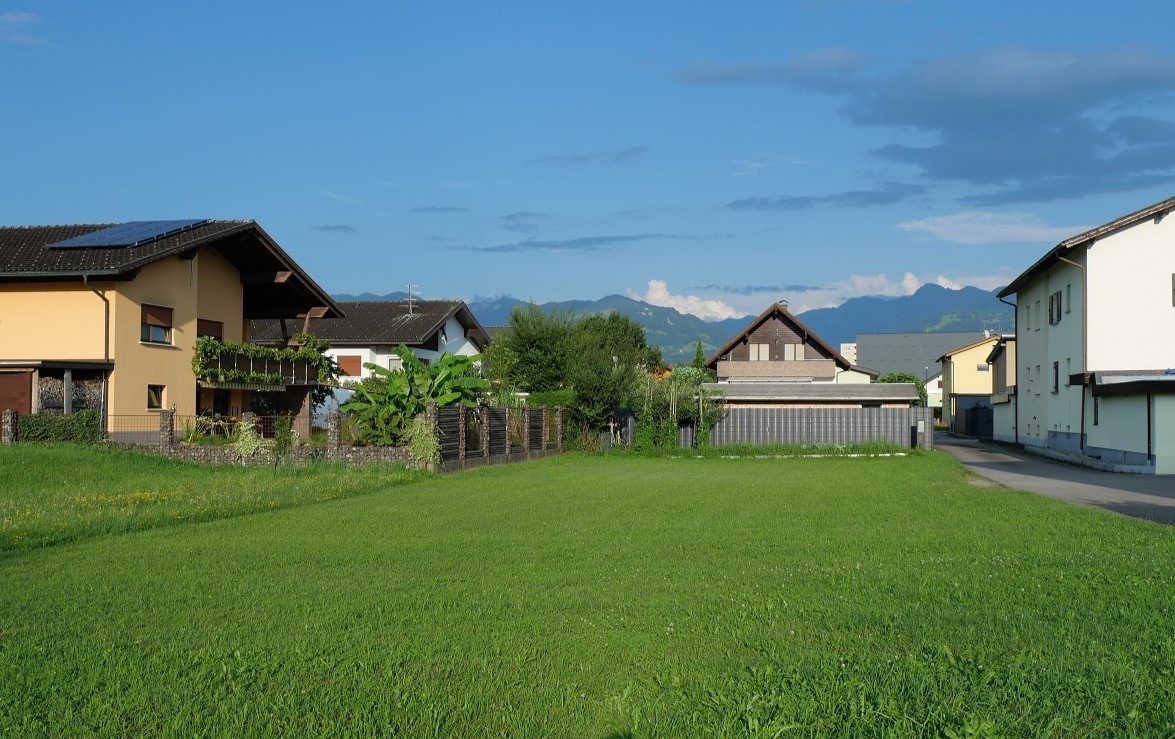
(0, 221, 254, 276)
(250, 300, 489, 347)
(0, 220, 342, 319)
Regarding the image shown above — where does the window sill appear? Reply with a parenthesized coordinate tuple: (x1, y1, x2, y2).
(140, 341, 180, 350)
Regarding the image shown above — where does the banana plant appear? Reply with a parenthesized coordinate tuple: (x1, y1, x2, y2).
(340, 345, 488, 445)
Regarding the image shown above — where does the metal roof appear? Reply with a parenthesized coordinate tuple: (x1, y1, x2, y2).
(703, 382, 919, 402)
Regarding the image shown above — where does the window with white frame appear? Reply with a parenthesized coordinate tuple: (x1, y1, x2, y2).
(749, 343, 770, 361)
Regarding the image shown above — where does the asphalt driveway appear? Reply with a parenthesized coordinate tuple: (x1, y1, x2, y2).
(935, 434, 1175, 525)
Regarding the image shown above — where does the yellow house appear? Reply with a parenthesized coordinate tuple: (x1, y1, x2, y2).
(0, 220, 341, 437)
(938, 334, 1001, 435)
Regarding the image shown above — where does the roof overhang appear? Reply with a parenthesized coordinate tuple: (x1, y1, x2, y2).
(1088, 371, 1175, 397)
(999, 195, 1175, 299)
(0, 359, 114, 371)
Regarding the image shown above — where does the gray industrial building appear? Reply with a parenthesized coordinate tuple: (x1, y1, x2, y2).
(851, 331, 988, 380)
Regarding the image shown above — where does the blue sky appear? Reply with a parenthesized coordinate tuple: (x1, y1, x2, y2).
(3, 1, 1175, 319)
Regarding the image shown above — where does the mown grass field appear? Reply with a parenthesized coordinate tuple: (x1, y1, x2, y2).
(1, 447, 1172, 736)
(0, 445, 422, 551)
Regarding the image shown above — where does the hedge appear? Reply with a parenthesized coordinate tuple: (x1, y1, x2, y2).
(16, 410, 101, 443)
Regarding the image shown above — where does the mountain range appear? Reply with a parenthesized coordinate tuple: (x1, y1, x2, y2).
(332, 284, 1013, 364)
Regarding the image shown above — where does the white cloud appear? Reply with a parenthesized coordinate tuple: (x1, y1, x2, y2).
(0, 11, 48, 46)
(932, 272, 1011, 291)
(897, 211, 1088, 244)
(628, 280, 743, 321)
(634, 271, 1016, 320)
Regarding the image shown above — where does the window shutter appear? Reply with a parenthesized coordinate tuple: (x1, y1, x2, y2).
(337, 355, 362, 376)
(141, 304, 173, 328)
(196, 319, 223, 339)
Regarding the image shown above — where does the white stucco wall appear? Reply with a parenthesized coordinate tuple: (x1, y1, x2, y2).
(835, 367, 873, 384)
(327, 317, 482, 381)
(1085, 394, 1150, 460)
(992, 398, 1016, 443)
(1086, 212, 1175, 371)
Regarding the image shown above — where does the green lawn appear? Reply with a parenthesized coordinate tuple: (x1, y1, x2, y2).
(0, 444, 423, 551)
(1, 448, 1172, 736)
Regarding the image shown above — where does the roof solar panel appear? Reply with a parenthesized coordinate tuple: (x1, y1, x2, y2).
(47, 219, 210, 248)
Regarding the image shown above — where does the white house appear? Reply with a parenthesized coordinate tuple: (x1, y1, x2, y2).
(250, 299, 489, 380)
(998, 195, 1175, 474)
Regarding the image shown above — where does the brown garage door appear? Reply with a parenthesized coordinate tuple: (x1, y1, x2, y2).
(0, 371, 32, 414)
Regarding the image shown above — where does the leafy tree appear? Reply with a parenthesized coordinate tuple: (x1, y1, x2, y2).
(495, 303, 575, 392)
(690, 340, 707, 369)
(877, 372, 927, 407)
(340, 346, 487, 445)
(633, 366, 724, 450)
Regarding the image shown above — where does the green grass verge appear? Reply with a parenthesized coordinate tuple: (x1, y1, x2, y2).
(0, 444, 423, 551)
(1, 450, 1172, 736)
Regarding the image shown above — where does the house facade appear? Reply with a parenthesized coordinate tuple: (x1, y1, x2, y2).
(998, 195, 1175, 473)
(938, 334, 1000, 435)
(250, 300, 489, 381)
(703, 301, 917, 407)
(0, 220, 340, 432)
(985, 335, 1017, 443)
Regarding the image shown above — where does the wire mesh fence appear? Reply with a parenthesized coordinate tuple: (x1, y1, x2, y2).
(105, 415, 162, 446)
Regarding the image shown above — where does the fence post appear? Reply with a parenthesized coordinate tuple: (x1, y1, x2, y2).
(522, 406, 531, 453)
(327, 411, 340, 461)
(457, 404, 466, 462)
(504, 407, 512, 456)
(481, 406, 490, 458)
(159, 408, 175, 452)
(425, 402, 439, 472)
(1, 409, 15, 444)
(542, 407, 550, 451)
(555, 407, 564, 452)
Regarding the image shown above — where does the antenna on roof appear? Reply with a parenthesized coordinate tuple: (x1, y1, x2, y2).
(405, 284, 418, 315)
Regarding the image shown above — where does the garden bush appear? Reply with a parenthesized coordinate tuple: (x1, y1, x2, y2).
(16, 409, 101, 443)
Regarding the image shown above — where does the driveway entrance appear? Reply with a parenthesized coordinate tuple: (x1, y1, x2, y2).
(936, 434, 1175, 525)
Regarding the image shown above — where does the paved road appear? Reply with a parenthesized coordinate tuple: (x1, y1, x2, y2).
(935, 434, 1175, 525)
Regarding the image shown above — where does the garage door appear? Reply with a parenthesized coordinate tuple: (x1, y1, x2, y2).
(0, 371, 32, 414)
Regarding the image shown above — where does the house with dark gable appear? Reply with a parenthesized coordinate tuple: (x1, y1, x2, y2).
(704, 301, 918, 408)
(0, 220, 341, 431)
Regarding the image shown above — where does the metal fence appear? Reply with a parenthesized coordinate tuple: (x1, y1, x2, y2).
(106, 415, 161, 446)
(678, 406, 934, 449)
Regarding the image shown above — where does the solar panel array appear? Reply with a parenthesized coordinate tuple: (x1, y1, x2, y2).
(47, 219, 210, 249)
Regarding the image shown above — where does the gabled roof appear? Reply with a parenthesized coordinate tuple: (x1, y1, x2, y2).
(249, 300, 489, 348)
(0, 220, 342, 319)
(937, 334, 1001, 363)
(705, 301, 853, 371)
(984, 335, 1016, 365)
(998, 194, 1175, 298)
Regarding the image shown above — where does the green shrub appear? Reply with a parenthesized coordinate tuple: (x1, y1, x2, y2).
(16, 410, 101, 443)
(405, 417, 441, 468)
(526, 388, 574, 408)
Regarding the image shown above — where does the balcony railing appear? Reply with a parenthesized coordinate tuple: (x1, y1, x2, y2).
(193, 338, 329, 387)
